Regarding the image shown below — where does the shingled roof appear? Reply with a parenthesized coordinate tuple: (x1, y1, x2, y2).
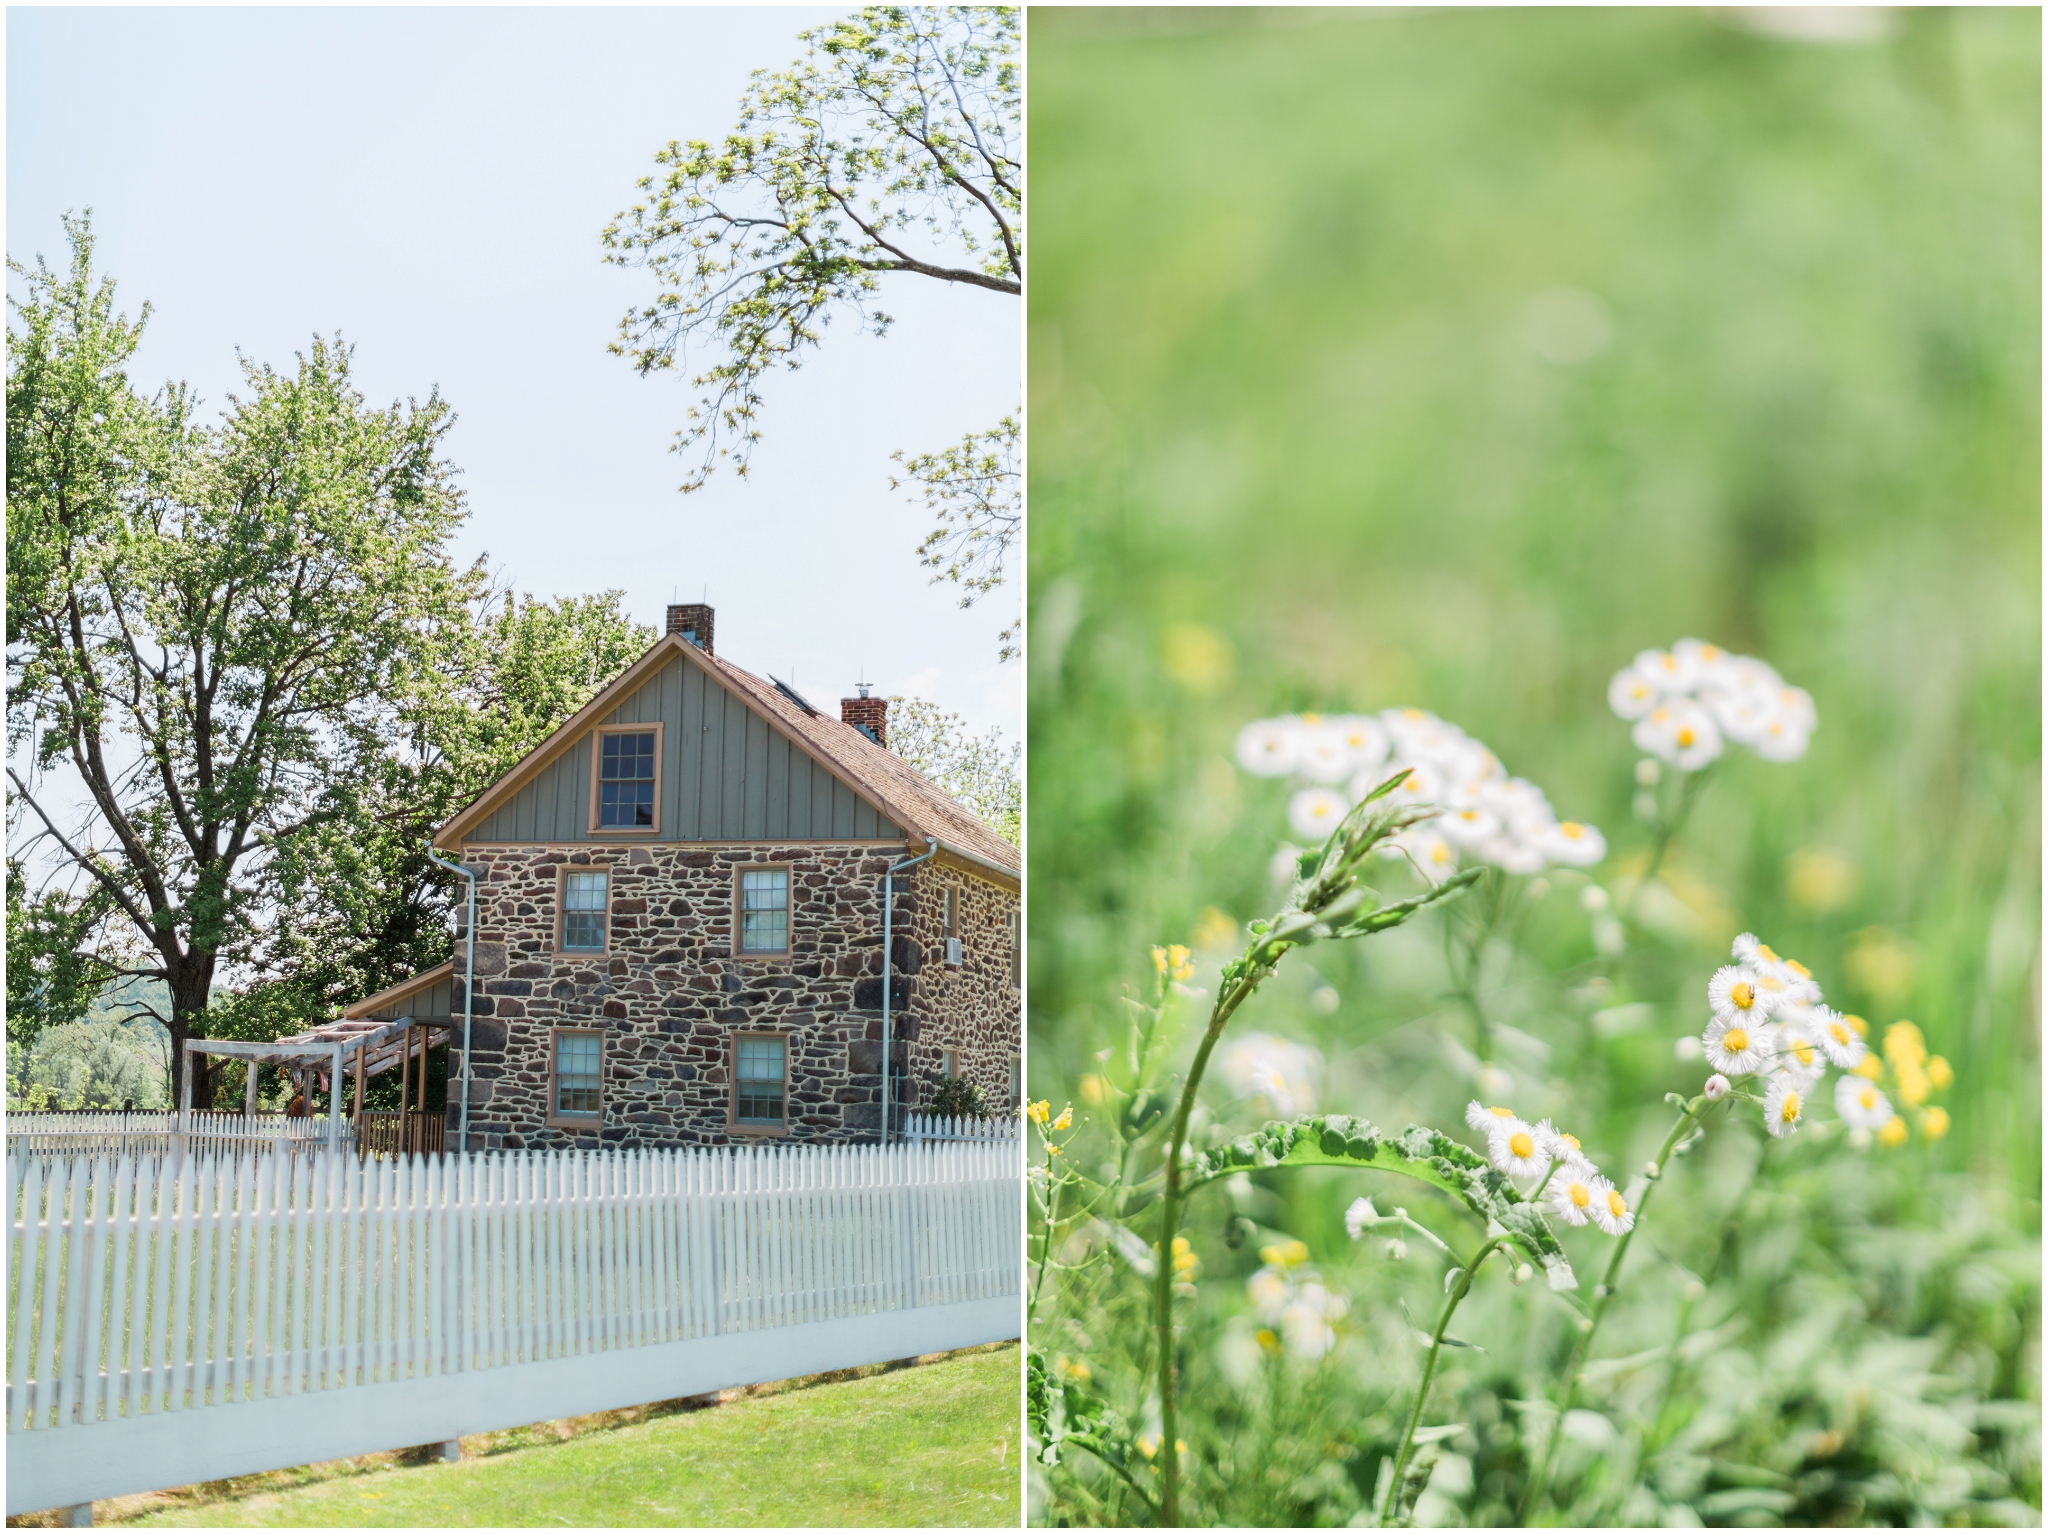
(432, 629, 1018, 881)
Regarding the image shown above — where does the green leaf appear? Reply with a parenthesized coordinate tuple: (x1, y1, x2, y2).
(1182, 1114, 1577, 1291)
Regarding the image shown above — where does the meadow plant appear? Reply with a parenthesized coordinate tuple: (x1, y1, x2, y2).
(1031, 648, 2029, 1528)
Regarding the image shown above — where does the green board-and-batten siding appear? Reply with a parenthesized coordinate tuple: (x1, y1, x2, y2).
(462, 655, 904, 845)
(368, 975, 454, 1022)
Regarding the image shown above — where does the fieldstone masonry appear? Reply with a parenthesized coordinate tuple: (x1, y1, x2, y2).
(445, 842, 1019, 1149)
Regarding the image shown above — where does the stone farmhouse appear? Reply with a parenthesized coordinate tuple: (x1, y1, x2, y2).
(349, 604, 1021, 1150)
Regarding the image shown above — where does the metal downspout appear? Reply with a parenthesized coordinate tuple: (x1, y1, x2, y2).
(881, 837, 937, 1146)
(426, 842, 478, 1155)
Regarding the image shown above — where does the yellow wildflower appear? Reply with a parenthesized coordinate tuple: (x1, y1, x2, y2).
(1255, 1328, 1280, 1354)
(1028, 1100, 1050, 1126)
(1053, 1105, 1074, 1131)
(1046, 1143, 1063, 1156)
(1079, 1074, 1105, 1106)
(1167, 943, 1194, 982)
(1171, 1236, 1200, 1276)
(1259, 1239, 1310, 1268)
(1926, 1055, 1953, 1090)
(1843, 1014, 1869, 1038)
(1136, 1436, 1158, 1459)
(1876, 1115, 1909, 1148)
(1064, 1359, 1092, 1382)
(1151, 946, 1169, 976)
(1884, 1021, 1927, 1069)
(1920, 1106, 1951, 1141)
(1895, 1062, 1930, 1107)
(1852, 1055, 1884, 1081)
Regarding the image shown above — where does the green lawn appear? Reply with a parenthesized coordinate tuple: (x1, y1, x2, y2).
(84, 1345, 1019, 1528)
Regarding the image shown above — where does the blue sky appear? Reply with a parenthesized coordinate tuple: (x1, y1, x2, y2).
(6, 6, 1021, 735)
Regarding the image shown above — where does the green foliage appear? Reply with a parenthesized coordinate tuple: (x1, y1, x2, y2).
(1027, 8, 2038, 1525)
(602, 8, 1022, 648)
(889, 694, 1020, 845)
(5, 860, 120, 1050)
(931, 1072, 991, 1119)
(602, 5, 1020, 490)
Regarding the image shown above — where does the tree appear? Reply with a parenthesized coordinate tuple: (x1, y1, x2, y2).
(7, 214, 480, 1107)
(602, 6, 1021, 649)
(889, 695, 1018, 845)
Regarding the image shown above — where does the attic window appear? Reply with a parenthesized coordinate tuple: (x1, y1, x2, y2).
(593, 726, 660, 832)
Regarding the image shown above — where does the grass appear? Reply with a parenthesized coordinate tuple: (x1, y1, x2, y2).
(16, 1343, 1019, 1529)
(1025, 7, 2037, 1525)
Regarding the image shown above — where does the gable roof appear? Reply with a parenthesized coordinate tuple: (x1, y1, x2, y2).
(432, 631, 1019, 878)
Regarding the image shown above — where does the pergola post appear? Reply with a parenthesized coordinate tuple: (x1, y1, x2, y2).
(177, 1040, 193, 1162)
(244, 1056, 261, 1120)
(329, 1044, 344, 1154)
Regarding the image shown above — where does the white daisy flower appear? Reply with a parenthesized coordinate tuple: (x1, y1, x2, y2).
(1281, 1278, 1347, 1359)
(1466, 1100, 1518, 1135)
(1380, 706, 1461, 762)
(1704, 1073, 1731, 1101)
(1438, 803, 1503, 848)
(1835, 1074, 1893, 1131)
(1703, 1013, 1775, 1077)
(1708, 964, 1775, 1025)
(1295, 724, 1357, 785)
(1380, 761, 1445, 808)
(1810, 1006, 1867, 1069)
(1393, 828, 1460, 884)
(1589, 1174, 1635, 1236)
(1633, 698, 1724, 772)
(1236, 716, 1304, 777)
(1607, 662, 1664, 721)
(1328, 714, 1389, 775)
(1752, 711, 1812, 763)
(1344, 1197, 1378, 1239)
(1220, 1033, 1323, 1118)
(1487, 1119, 1551, 1185)
(1532, 1120, 1585, 1164)
(1774, 683, 1818, 735)
(1672, 638, 1734, 687)
(1763, 1071, 1805, 1138)
(1536, 819, 1606, 867)
(1287, 786, 1351, 841)
(1771, 1016, 1828, 1086)
(1634, 646, 1697, 693)
(1547, 1162, 1601, 1228)
(1477, 833, 1546, 876)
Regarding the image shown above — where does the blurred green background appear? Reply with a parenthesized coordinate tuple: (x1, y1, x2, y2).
(1028, 4, 2039, 1191)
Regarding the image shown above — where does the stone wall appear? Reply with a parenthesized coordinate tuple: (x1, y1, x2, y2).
(445, 842, 1018, 1149)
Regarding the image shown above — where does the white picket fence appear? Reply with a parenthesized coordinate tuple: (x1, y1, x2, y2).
(5, 1139, 1021, 1515)
(903, 1111, 1021, 1144)
(8, 1112, 349, 1159)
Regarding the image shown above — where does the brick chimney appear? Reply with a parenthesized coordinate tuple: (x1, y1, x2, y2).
(666, 603, 714, 655)
(841, 686, 888, 748)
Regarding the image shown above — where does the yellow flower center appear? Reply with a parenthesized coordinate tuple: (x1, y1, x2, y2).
(1661, 654, 1678, 671)
(1701, 645, 1721, 661)
(1650, 706, 1670, 724)
(1858, 1088, 1878, 1111)
(1509, 1132, 1535, 1159)
(1756, 944, 1778, 963)
(1877, 1116, 1907, 1147)
(1488, 1106, 1514, 1118)
(1787, 959, 1811, 978)
(1560, 822, 1584, 839)
(1301, 713, 1322, 726)
(1405, 772, 1422, 792)
(1780, 1091, 1801, 1123)
(1569, 1183, 1591, 1209)
(1793, 1041, 1815, 1065)
(1561, 1133, 1580, 1150)
(1724, 1027, 1749, 1053)
(1676, 727, 1696, 747)
(1346, 731, 1367, 747)
(1402, 708, 1423, 721)
(1730, 983, 1755, 1011)
(1606, 1189, 1628, 1217)
(1830, 1022, 1851, 1045)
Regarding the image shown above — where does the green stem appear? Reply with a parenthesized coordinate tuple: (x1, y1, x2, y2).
(1517, 1098, 1705, 1525)
(1028, 1145, 1065, 1322)
(1621, 768, 1711, 925)
(1646, 1135, 1769, 1447)
(1380, 1236, 1511, 1527)
(1152, 961, 1268, 1527)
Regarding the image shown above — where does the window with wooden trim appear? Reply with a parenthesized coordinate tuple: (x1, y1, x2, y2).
(1008, 910, 1020, 989)
(553, 1029, 602, 1118)
(734, 1034, 787, 1127)
(561, 869, 609, 952)
(594, 727, 659, 830)
(943, 1048, 960, 1079)
(943, 887, 959, 939)
(737, 867, 790, 955)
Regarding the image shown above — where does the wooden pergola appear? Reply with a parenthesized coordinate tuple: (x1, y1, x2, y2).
(180, 1013, 452, 1154)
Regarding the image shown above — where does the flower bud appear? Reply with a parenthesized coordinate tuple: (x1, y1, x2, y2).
(1513, 1264, 1534, 1286)
(1384, 1238, 1408, 1262)
(1643, 1160, 1661, 1180)
(1704, 1073, 1730, 1101)
(1635, 758, 1662, 786)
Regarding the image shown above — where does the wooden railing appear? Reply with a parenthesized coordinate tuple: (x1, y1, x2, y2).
(353, 1109, 446, 1159)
